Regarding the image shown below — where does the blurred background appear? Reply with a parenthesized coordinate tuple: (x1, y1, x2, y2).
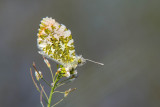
(0, 0, 160, 107)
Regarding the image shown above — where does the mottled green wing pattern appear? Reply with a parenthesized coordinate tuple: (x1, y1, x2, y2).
(37, 17, 76, 65)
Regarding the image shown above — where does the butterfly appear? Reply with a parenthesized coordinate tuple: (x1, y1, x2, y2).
(37, 17, 103, 75)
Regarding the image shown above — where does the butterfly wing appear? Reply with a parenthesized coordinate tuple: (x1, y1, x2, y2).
(37, 17, 76, 66)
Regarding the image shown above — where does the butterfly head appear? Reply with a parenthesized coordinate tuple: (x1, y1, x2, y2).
(76, 55, 86, 66)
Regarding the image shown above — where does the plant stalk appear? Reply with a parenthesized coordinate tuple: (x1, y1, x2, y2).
(47, 76, 59, 107)
(47, 87, 55, 107)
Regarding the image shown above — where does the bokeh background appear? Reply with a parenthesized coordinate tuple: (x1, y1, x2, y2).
(0, 0, 160, 107)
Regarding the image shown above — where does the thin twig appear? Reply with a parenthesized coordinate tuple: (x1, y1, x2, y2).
(43, 56, 54, 81)
(49, 67, 54, 82)
(30, 68, 40, 92)
(57, 78, 71, 86)
(55, 79, 71, 89)
(40, 83, 49, 100)
(53, 72, 58, 83)
(51, 98, 65, 107)
(55, 83, 66, 89)
(40, 86, 44, 107)
(33, 62, 41, 76)
(42, 78, 52, 87)
(52, 91, 65, 94)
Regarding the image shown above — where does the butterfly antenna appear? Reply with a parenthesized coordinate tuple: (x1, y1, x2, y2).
(85, 58, 104, 65)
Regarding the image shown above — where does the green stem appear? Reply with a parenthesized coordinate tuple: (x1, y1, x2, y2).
(47, 76, 60, 107)
(47, 87, 55, 107)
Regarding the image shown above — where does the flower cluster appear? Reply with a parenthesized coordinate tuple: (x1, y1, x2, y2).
(57, 65, 78, 81)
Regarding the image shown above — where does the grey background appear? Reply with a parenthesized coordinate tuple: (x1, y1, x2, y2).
(0, 0, 160, 107)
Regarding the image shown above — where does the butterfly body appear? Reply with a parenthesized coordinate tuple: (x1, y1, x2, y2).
(37, 17, 86, 73)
